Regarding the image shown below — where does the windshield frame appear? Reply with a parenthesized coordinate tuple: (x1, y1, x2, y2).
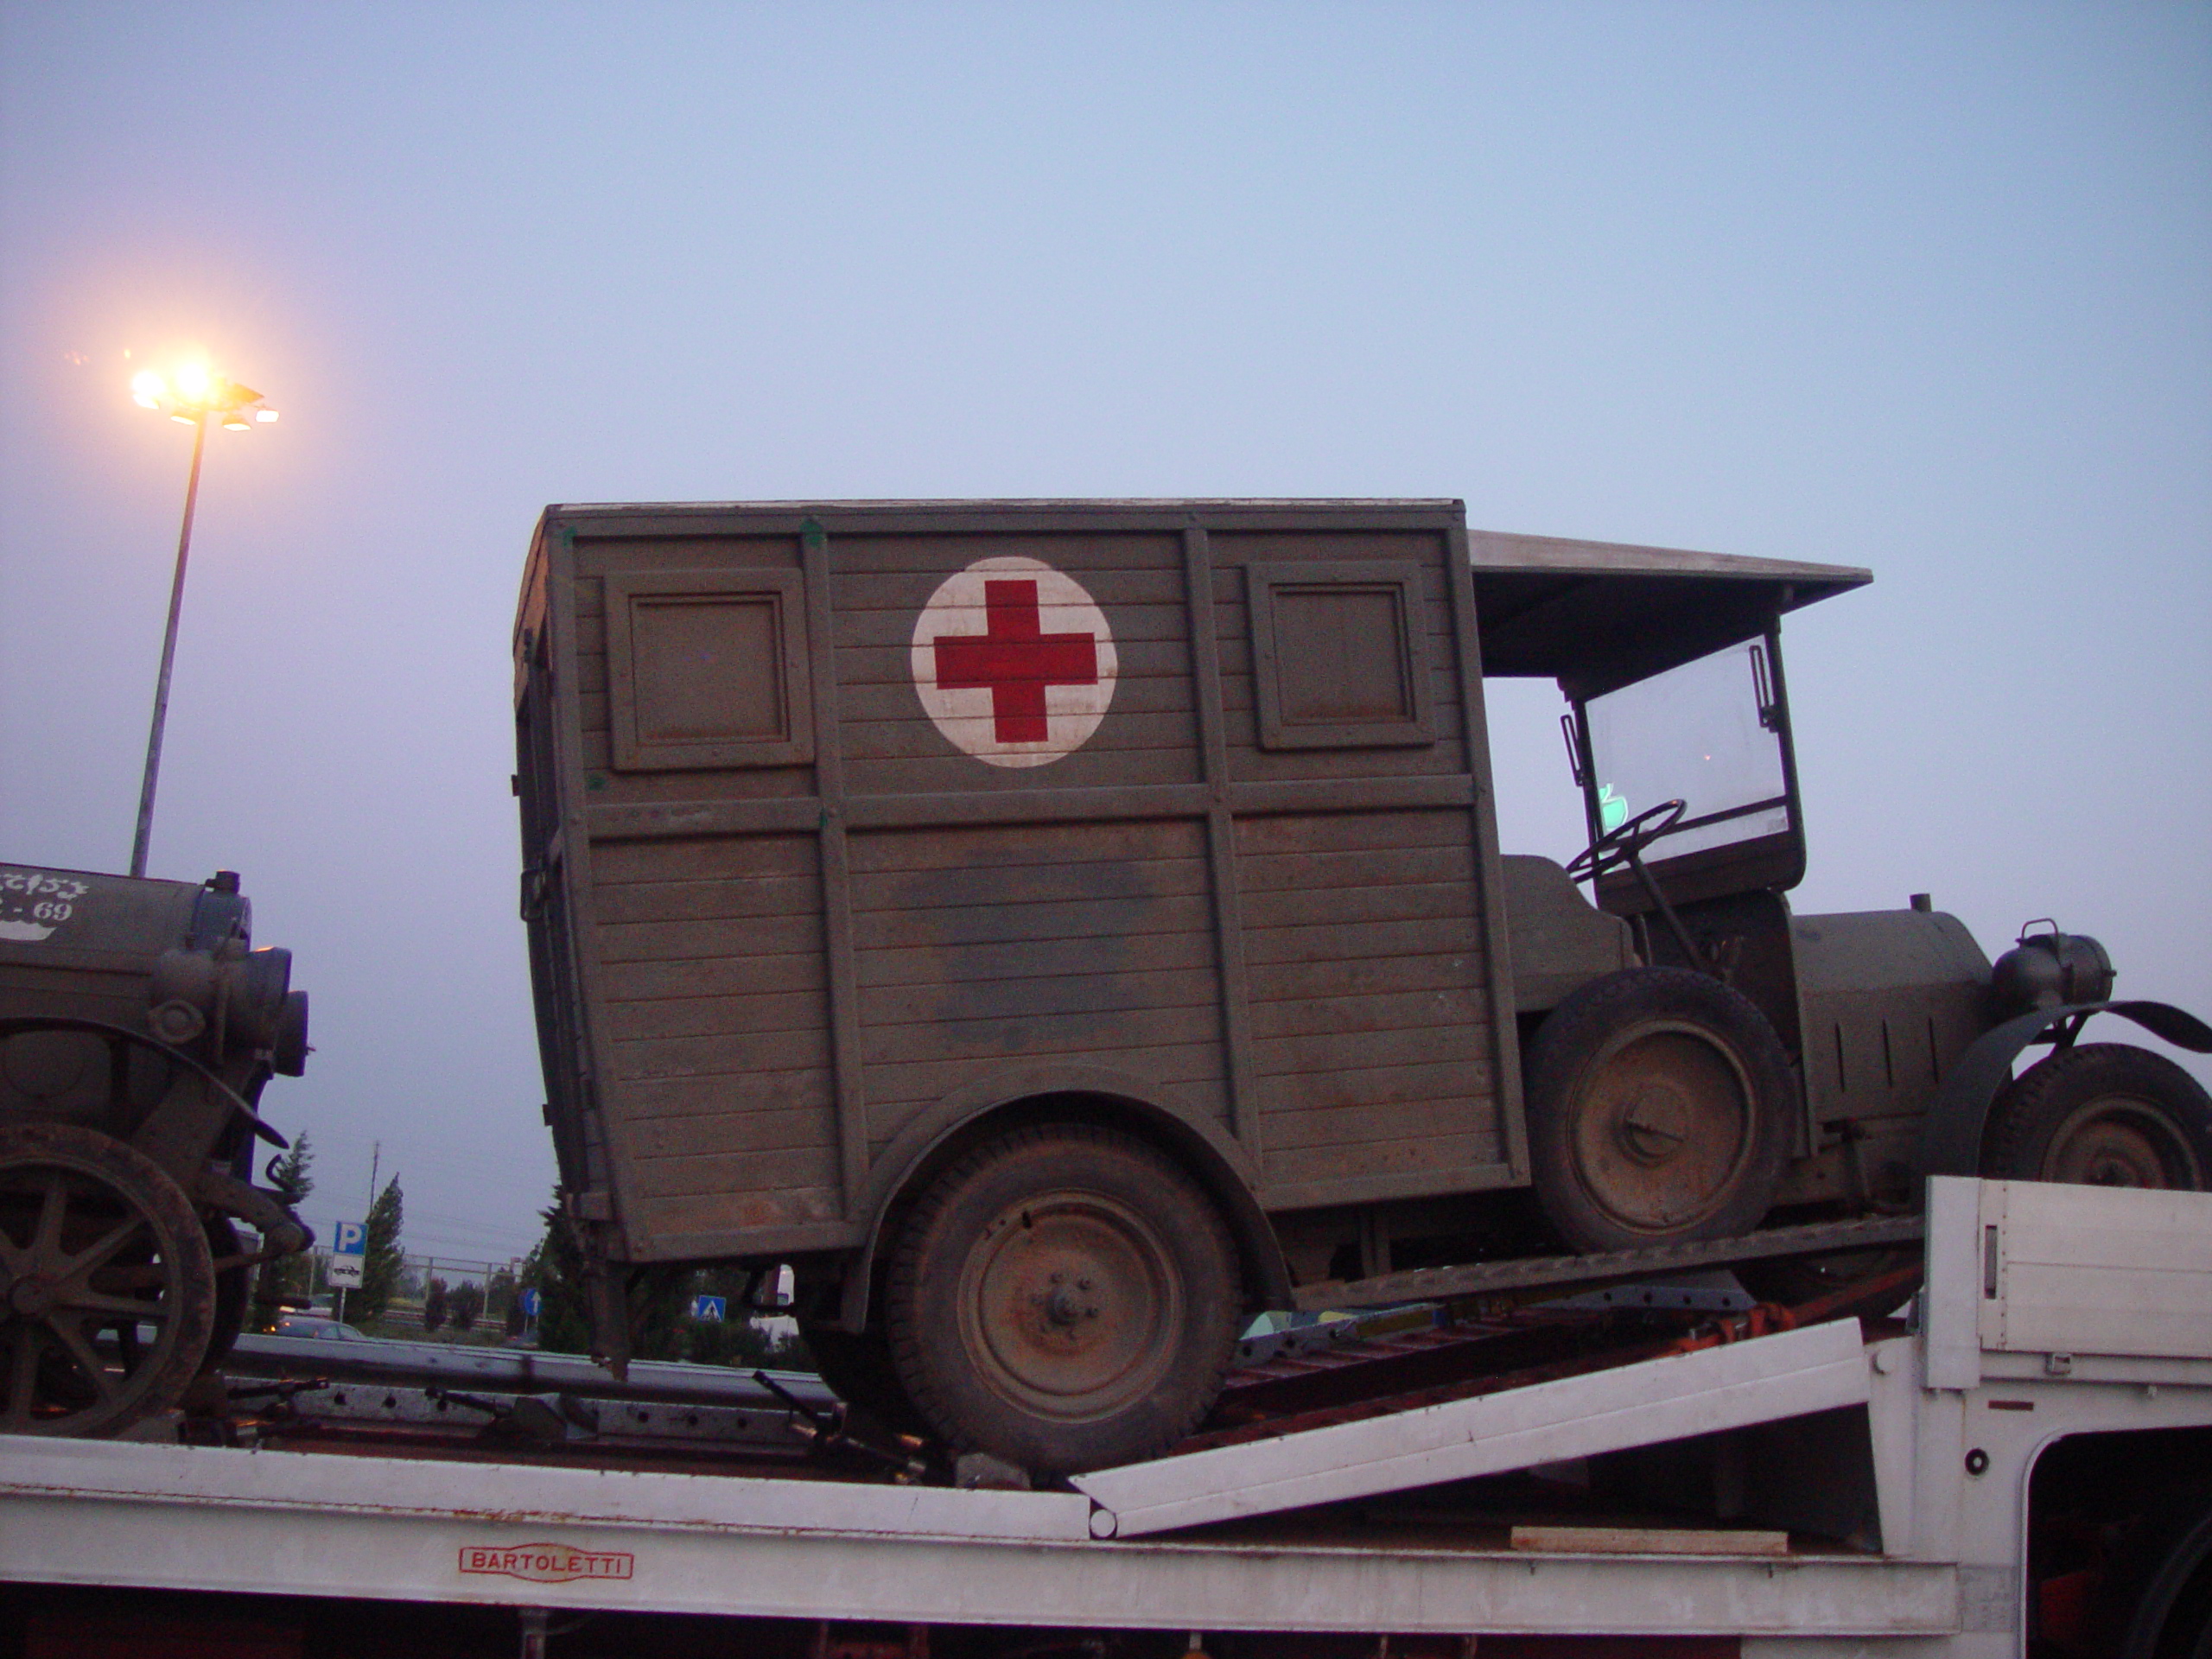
(1567, 620, 1808, 912)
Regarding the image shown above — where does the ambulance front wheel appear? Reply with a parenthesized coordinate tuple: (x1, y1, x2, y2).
(1525, 968, 1793, 1255)
(883, 1122, 1239, 1477)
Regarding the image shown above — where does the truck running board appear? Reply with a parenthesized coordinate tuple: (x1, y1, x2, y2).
(1292, 1212, 1926, 1312)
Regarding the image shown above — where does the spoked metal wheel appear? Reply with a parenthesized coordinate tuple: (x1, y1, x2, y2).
(0, 1122, 215, 1436)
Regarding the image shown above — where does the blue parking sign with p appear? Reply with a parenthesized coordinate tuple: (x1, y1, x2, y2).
(327, 1219, 366, 1288)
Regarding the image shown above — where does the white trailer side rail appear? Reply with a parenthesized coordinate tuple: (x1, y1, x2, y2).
(2, 1179, 2207, 1655)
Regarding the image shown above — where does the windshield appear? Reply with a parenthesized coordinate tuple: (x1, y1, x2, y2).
(1582, 639, 1789, 863)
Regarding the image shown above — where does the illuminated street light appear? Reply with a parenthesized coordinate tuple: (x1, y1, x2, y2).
(127, 365, 279, 879)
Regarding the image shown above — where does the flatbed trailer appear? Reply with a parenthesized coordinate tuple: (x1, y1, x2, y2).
(3, 1177, 2208, 1656)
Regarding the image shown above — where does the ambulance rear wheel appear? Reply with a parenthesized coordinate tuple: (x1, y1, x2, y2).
(884, 1123, 1238, 1477)
(1525, 969, 1793, 1255)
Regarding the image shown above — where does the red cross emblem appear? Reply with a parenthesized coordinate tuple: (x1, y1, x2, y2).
(931, 580, 1100, 743)
(910, 556, 1118, 769)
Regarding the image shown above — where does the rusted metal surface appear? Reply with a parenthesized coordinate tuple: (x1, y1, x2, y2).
(0, 865, 311, 1436)
(221, 1330, 838, 1408)
(1211, 1308, 1636, 1428)
(1292, 1212, 1925, 1313)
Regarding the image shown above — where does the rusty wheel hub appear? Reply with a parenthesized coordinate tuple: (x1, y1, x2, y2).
(959, 1191, 1181, 1423)
(2044, 1097, 2202, 1188)
(7, 1273, 59, 1318)
(1573, 1026, 1757, 1235)
(1616, 1085, 1692, 1164)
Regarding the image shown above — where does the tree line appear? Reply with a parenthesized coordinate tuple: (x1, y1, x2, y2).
(257, 1136, 804, 1366)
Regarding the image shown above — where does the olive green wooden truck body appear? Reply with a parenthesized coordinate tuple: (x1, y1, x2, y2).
(516, 499, 2210, 1473)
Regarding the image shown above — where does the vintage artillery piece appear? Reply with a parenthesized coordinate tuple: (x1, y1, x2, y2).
(515, 499, 2212, 1475)
(0, 863, 310, 1434)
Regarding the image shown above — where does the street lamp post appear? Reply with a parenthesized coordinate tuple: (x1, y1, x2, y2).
(127, 366, 276, 879)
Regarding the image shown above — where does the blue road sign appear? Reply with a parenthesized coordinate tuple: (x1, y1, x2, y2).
(690, 1294, 727, 1322)
(327, 1220, 366, 1288)
(519, 1288, 542, 1318)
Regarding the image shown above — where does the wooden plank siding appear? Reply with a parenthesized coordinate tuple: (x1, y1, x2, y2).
(849, 818, 1228, 1159)
(587, 830, 845, 1246)
(522, 501, 1521, 1268)
(1237, 808, 1499, 1197)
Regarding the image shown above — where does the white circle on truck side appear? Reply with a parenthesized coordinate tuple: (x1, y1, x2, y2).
(910, 556, 1118, 769)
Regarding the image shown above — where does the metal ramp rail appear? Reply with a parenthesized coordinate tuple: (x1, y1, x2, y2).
(1074, 1316, 1871, 1537)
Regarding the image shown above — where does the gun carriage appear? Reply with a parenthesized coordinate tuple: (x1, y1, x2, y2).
(0, 863, 311, 1435)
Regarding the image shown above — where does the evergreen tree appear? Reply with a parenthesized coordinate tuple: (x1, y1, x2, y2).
(353, 1176, 404, 1324)
(521, 1190, 690, 1357)
(448, 1281, 485, 1332)
(267, 1133, 315, 1207)
(422, 1276, 449, 1332)
(521, 1199, 592, 1355)
(257, 1134, 318, 1314)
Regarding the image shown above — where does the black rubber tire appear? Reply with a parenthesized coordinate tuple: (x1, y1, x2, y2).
(200, 1217, 251, 1371)
(2113, 1500, 2212, 1659)
(883, 1123, 1239, 1477)
(0, 1121, 215, 1436)
(797, 1319, 925, 1433)
(1524, 968, 1794, 1255)
(1983, 1044, 2212, 1190)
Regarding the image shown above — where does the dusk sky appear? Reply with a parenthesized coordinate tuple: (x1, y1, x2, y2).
(3, 3, 2206, 1266)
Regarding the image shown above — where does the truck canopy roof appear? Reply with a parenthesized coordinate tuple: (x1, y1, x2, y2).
(1469, 528, 1871, 699)
(531, 501, 1871, 703)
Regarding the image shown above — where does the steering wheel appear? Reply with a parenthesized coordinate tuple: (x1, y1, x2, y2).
(1566, 798, 1688, 883)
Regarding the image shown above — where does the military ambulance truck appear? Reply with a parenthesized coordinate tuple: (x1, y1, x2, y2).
(512, 499, 2210, 1477)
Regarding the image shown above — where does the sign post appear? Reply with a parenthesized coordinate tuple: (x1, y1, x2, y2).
(328, 1219, 366, 1325)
